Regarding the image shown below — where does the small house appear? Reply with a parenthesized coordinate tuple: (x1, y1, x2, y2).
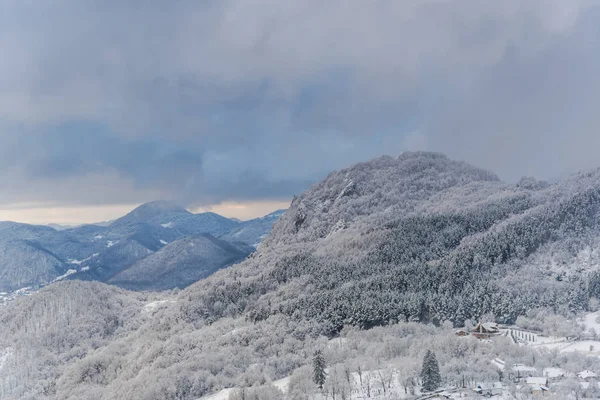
(455, 329, 469, 337)
(526, 377, 548, 386)
(473, 382, 503, 396)
(577, 370, 598, 381)
(472, 322, 500, 339)
(526, 378, 550, 395)
(511, 364, 537, 382)
(543, 367, 566, 381)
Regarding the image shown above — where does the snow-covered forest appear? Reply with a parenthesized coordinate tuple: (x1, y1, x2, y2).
(4, 152, 600, 399)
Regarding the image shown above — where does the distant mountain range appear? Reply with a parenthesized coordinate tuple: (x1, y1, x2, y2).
(0, 202, 285, 292)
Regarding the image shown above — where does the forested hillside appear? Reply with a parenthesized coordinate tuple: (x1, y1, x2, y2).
(181, 152, 600, 332)
(107, 235, 252, 291)
(4, 152, 600, 399)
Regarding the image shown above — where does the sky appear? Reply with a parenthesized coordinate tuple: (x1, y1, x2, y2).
(1, 0, 600, 224)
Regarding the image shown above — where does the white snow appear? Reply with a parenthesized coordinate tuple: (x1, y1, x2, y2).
(81, 266, 90, 272)
(142, 299, 176, 315)
(198, 388, 233, 400)
(94, 235, 104, 240)
(272, 376, 291, 393)
(543, 367, 567, 378)
(160, 239, 168, 245)
(161, 222, 174, 228)
(534, 340, 600, 354)
(525, 377, 547, 385)
(107, 240, 118, 248)
(582, 311, 600, 334)
(252, 234, 268, 248)
(328, 337, 348, 349)
(15, 287, 31, 294)
(53, 269, 77, 282)
(232, 228, 247, 238)
(68, 253, 99, 265)
(0, 287, 34, 305)
(0, 347, 12, 369)
(512, 364, 537, 373)
(491, 358, 506, 371)
(578, 370, 598, 379)
(326, 219, 347, 238)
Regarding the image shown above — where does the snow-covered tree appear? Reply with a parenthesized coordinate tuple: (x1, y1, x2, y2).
(312, 350, 327, 390)
(420, 350, 441, 392)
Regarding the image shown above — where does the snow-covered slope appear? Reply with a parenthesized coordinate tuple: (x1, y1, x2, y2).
(221, 210, 287, 248)
(182, 152, 600, 332)
(108, 235, 252, 291)
(4, 152, 600, 399)
(0, 203, 283, 292)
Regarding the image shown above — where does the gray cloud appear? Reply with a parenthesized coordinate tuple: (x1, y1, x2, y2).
(0, 0, 598, 208)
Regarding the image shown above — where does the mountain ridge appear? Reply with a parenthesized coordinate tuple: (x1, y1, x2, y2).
(0, 203, 285, 292)
(5, 152, 600, 399)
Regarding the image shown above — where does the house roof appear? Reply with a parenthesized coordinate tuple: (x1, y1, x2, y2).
(578, 370, 598, 379)
(512, 364, 537, 373)
(475, 382, 503, 390)
(543, 367, 566, 378)
(474, 322, 499, 331)
(491, 358, 506, 371)
(526, 377, 548, 385)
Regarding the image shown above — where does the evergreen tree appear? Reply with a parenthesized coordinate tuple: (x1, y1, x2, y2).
(420, 350, 441, 392)
(312, 350, 327, 389)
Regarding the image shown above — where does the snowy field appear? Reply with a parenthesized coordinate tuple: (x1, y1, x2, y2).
(519, 311, 600, 355)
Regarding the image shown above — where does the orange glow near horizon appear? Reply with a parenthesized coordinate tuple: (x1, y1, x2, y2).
(0, 200, 290, 226)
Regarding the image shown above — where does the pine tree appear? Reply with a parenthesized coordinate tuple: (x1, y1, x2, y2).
(313, 350, 327, 389)
(420, 350, 441, 392)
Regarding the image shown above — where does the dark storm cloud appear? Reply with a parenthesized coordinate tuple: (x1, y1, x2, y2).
(0, 0, 598, 207)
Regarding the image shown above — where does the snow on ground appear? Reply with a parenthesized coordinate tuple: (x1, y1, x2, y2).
(555, 340, 600, 355)
(272, 376, 290, 393)
(512, 364, 537, 374)
(0, 287, 35, 305)
(94, 235, 104, 240)
(68, 253, 99, 265)
(53, 269, 77, 282)
(160, 239, 168, 245)
(142, 299, 176, 315)
(196, 376, 289, 400)
(491, 358, 505, 371)
(14, 287, 31, 295)
(107, 240, 118, 248)
(543, 367, 567, 378)
(582, 311, 600, 334)
(81, 266, 90, 272)
(502, 327, 564, 345)
(516, 312, 600, 355)
(0, 347, 12, 369)
(223, 327, 249, 337)
(328, 337, 348, 350)
(252, 234, 268, 248)
(198, 388, 233, 400)
(161, 222, 173, 228)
